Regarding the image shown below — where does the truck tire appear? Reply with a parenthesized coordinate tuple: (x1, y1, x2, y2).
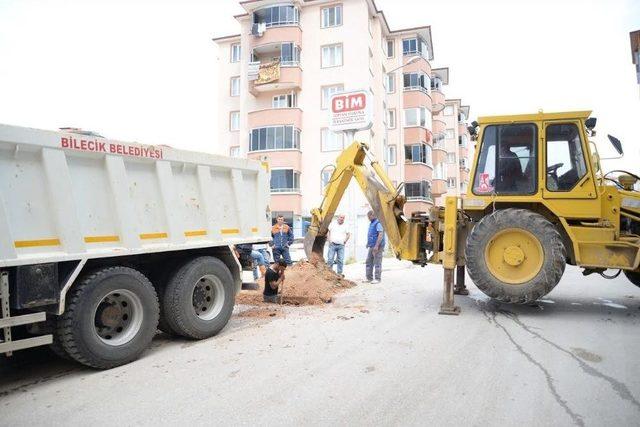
(162, 256, 235, 339)
(466, 209, 566, 304)
(54, 266, 159, 369)
(624, 270, 640, 288)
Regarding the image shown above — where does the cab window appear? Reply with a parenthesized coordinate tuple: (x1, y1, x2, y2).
(545, 124, 587, 191)
(473, 124, 537, 195)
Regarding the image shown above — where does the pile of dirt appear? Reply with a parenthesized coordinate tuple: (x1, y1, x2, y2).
(235, 261, 356, 306)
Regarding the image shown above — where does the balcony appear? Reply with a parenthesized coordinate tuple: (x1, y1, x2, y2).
(249, 62, 302, 95)
(431, 178, 447, 195)
(404, 163, 433, 182)
(430, 89, 445, 113)
(251, 5, 300, 35)
(432, 118, 446, 135)
(270, 193, 302, 215)
(460, 168, 470, 183)
(432, 144, 447, 165)
(404, 127, 432, 143)
(248, 107, 302, 129)
(250, 26, 302, 49)
(403, 90, 432, 111)
(248, 150, 302, 172)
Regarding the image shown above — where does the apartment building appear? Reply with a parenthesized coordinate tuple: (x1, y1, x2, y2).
(214, 0, 472, 260)
(632, 30, 639, 92)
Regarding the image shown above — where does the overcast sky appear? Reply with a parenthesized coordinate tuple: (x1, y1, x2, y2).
(0, 0, 638, 168)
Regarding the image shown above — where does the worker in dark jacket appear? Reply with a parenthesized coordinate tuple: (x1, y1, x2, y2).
(270, 215, 294, 265)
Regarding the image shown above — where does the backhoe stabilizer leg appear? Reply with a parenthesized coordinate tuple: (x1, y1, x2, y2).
(454, 265, 469, 296)
(439, 268, 460, 315)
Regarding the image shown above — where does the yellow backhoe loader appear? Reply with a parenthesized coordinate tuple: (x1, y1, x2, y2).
(303, 111, 640, 314)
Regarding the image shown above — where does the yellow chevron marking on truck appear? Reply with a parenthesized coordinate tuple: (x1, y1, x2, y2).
(184, 230, 207, 237)
(14, 238, 61, 248)
(251, 227, 259, 233)
(84, 235, 120, 243)
(139, 232, 168, 240)
(220, 228, 240, 235)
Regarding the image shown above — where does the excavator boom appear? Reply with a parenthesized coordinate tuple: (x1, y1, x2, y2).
(303, 141, 422, 263)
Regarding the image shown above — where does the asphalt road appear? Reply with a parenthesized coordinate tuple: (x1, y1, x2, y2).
(1, 261, 639, 426)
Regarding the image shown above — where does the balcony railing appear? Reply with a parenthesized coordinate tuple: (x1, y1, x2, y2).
(403, 85, 429, 94)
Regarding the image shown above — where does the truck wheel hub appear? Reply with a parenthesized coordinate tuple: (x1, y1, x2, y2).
(503, 246, 525, 266)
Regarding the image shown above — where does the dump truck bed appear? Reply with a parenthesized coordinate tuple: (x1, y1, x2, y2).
(0, 124, 271, 268)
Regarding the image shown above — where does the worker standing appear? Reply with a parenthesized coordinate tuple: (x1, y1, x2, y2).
(263, 260, 288, 303)
(271, 214, 294, 265)
(365, 210, 385, 284)
(327, 214, 350, 276)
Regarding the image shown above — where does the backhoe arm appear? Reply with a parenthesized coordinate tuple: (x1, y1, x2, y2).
(303, 141, 423, 262)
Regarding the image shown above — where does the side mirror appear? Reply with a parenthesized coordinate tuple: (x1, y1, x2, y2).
(607, 134, 624, 156)
(585, 117, 597, 130)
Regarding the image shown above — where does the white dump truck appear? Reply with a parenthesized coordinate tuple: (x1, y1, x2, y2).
(0, 124, 271, 368)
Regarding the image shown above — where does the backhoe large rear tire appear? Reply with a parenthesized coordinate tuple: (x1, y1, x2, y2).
(623, 270, 640, 288)
(466, 209, 566, 304)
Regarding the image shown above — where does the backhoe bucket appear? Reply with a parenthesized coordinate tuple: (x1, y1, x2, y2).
(303, 227, 327, 263)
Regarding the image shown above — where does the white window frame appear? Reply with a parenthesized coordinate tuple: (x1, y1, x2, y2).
(446, 152, 456, 164)
(229, 111, 240, 131)
(386, 39, 394, 58)
(321, 128, 345, 151)
(321, 4, 342, 28)
(387, 109, 396, 129)
(387, 145, 397, 166)
(230, 146, 240, 157)
(445, 128, 455, 139)
(447, 177, 457, 189)
(385, 72, 395, 93)
(321, 84, 344, 110)
(230, 43, 241, 63)
(443, 105, 454, 116)
(321, 43, 343, 68)
(403, 107, 430, 128)
(272, 92, 297, 109)
(230, 76, 240, 97)
(270, 168, 301, 193)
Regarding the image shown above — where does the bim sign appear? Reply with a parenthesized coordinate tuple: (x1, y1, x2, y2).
(329, 90, 373, 133)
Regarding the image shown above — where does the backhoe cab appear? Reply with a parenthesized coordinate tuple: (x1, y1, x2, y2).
(462, 111, 640, 303)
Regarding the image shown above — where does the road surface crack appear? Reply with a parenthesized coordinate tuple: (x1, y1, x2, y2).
(499, 309, 640, 412)
(476, 301, 585, 426)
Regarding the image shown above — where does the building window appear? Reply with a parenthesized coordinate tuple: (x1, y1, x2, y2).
(321, 44, 343, 68)
(230, 76, 240, 97)
(385, 72, 395, 93)
(230, 43, 241, 63)
(270, 169, 300, 193)
(386, 39, 394, 58)
(447, 152, 456, 164)
(320, 166, 335, 193)
(386, 145, 397, 165)
(405, 180, 431, 201)
(321, 128, 345, 151)
(230, 146, 240, 157)
(443, 105, 454, 116)
(431, 77, 443, 92)
(402, 37, 429, 59)
(250, 126, 300, 151)
(229, 111, 240, 131)
(387, 109, 396, 129)
(447, 177, 457, 189)
(273, 93, 297, 108)
(434, 162, 448, 180)
(252, 5, 299, 29)
(404, 107, 430, 128)
(321, 84, 344, 109)
(321, 5, 342, 28)
(460, 157, 469, 169)
(445, 128, 455, 139)
(403, 72, 430, 93)
(404, 143, 432, 167)
(433, 132, 445, 149)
